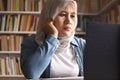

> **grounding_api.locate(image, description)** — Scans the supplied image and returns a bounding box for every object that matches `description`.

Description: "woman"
[20,0,86,79]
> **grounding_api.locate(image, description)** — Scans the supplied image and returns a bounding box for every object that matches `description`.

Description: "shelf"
[77,12,97,16]
[75,32,86,35]
[0,11,41,15]
[0,75,24,77]
[0,11,97,16]
[98,0,119,15]
[0,31,86,35]
[0,75,25,80]
[0,0,119,16]
[0,51,20,55]
[0,31,36,34]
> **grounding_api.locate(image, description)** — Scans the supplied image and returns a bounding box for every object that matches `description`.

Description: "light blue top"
[20,35,86,79]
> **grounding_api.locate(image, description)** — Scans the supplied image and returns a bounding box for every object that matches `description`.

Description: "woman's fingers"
[42,19,58,38]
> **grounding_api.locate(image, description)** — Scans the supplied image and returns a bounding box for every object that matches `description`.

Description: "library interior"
[0,0,120,80]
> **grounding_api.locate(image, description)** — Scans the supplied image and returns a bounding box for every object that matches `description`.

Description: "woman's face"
[54,2,77,37]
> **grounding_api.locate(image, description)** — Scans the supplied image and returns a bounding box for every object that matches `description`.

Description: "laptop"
[84,22,120,80]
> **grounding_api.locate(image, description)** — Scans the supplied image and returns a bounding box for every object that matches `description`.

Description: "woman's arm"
[20,35,59,79]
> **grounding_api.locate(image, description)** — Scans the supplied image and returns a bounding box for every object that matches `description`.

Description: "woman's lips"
[64,27,71,31]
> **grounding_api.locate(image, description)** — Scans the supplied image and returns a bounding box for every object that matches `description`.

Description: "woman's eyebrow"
[60,11,67,13]
[71,12,76,14]
[60,11,76,14]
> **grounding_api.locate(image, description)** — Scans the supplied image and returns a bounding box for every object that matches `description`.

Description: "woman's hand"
[42,19,58,38]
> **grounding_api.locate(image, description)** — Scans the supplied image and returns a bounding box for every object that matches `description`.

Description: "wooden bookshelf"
[97,0,119,15]
[0,51,20,54]
[97,0,120,24]
[0,0,119,79]
[77,12,97,16]
[0,31,87,35]
[0,75,26,80]
[0,0,42,79]
[0,11,41,15]
[0,31,36,34]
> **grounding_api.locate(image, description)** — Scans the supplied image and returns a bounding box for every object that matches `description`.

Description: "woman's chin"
[59,32,73,37]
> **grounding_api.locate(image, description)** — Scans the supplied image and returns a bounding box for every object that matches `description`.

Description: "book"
[1,35,8,51]
[13,14,21,31]
[7,0,11,11]
[76,15,82,32]
[8,35,15,51]
[5,15,11,31]
[0,0,5,11]
[1,15,6,31]
[1,58,6,75]
[20,15,28,31]
[26,15,32,31]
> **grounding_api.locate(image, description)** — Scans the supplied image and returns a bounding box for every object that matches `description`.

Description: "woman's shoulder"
[22,34,38,47]
[74,36,86,43]
[72,36,86,48]
[73,36,86,52]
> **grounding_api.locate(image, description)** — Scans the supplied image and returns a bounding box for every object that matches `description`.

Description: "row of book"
[77,0,119,14]
[0,14,87,32]
[0,14,39,32]
[76,0,111,13]
[76,4,120,33]
[0,0,104,13]
[76,15,91,32]
[98,0,112,10]
[0,35,23,51]
[81,4,120,25]
[0,0,43,11]
[99,4,120,24]
[0,0,113,13]
[0,56,22,75]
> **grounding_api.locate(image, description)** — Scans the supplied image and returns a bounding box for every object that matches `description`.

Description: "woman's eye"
[71,15,75,18]
[59,13,66,17]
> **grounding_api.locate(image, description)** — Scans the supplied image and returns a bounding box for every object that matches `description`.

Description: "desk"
[27,76,84,80]
[40,76,84,80]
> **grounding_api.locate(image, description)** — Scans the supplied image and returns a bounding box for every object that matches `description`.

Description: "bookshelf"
[97,0,119,15]
[0,75,26,80]
[0,0,119,80]
[0,31,36,34]
[94,0,120,24]
[0,0,41,80]
[0,11,40,15]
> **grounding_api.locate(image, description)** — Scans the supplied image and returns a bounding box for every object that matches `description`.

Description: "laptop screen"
[84,22,120,80]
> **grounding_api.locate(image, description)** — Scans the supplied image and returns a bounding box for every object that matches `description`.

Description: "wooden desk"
[40,76,84,80]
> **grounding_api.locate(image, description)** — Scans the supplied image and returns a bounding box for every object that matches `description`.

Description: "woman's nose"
[65,15,71,24]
